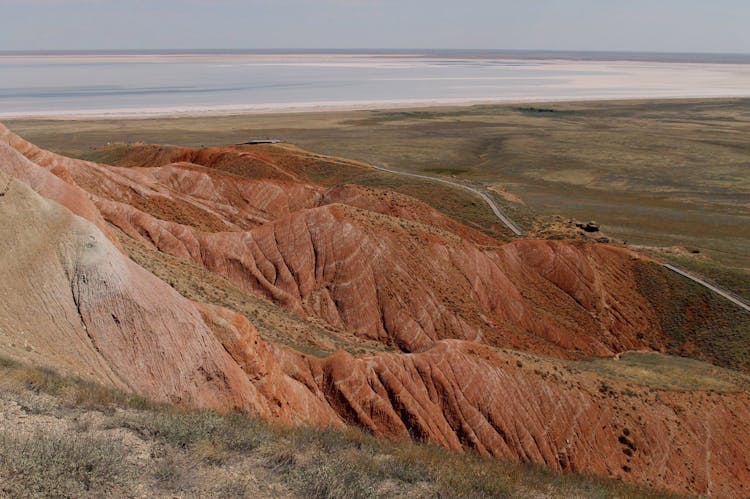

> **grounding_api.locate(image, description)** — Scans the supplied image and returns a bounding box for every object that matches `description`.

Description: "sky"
[0,0,748,53]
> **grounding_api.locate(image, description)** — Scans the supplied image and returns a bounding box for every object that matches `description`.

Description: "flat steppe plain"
[7,98,750,299]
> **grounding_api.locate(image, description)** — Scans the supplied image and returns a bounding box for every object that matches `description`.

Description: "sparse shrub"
[216,477,253,498]
[621,388,638,397]
[0,431,127,497]
[370,454,425,485]
[291,449,379,499]
[413,446,513,498]
[193,437,230,464]
[117,409,272,455]
[0,355,157,412]
[153,454,191,491]
[263,440,298,472]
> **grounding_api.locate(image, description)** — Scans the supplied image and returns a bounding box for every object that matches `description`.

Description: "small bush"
[119,409,272,454]
[0,355,157,412]
[0,431,127,497]
[153,454,192,491]
[291,450,380,499]
[216,477,253,498]
[262,439,298,472]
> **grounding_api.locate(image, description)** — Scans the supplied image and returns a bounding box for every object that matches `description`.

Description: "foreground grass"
[0,432,128,497]
[0,356,679,498]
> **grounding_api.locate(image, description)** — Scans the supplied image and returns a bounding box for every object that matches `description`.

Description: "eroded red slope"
[1,132,667,359]
[204,305,750,497]
[1,123,748,496]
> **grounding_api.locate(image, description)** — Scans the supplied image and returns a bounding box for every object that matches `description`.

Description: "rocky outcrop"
[0,138,120,247]
[0,170,257,411]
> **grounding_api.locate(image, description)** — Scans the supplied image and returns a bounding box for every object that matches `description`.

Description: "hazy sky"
[1,0,748,53]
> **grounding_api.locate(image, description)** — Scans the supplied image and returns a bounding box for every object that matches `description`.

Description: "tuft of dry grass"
[0,431,128,497]
[0,356,154,411]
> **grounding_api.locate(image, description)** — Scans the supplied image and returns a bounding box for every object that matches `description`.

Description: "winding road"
[370,163,750,313]
[371,164,526,236]
[663,264,750,313]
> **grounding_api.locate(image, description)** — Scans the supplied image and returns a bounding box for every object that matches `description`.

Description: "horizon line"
[1,48,750,55]
[2,49,749,65]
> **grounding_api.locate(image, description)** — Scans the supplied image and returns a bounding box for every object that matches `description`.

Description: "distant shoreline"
[4,53,750,120]
[2,48,750,65]
[3,95,750,121]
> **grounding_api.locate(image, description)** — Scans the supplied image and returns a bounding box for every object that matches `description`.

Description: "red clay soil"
[1,123,748,496]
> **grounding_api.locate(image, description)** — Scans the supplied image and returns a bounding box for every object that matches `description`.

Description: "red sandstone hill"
[1,123,748,497]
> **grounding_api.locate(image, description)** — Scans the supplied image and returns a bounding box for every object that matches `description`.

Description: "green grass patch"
[634,261,750,373]
[575,351,749,392]
[515,107,581,116]
[421,167,471,175]
[665,253,750,303]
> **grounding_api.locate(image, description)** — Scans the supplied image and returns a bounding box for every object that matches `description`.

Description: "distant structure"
[241,139,284,145]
